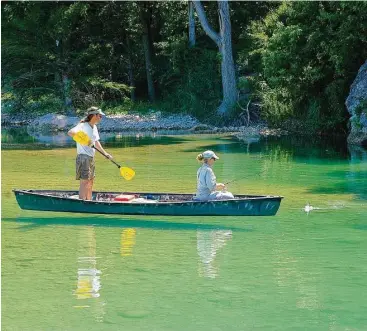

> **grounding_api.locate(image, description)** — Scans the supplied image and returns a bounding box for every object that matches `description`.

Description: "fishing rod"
[224,173,261,186]
[224,178,244,185]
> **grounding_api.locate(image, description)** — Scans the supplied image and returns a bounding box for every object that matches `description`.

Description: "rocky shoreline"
[1,111,288,139]
[2,62,366,146]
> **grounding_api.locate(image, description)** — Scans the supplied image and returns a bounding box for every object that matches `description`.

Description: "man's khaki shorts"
[76,154,95,180]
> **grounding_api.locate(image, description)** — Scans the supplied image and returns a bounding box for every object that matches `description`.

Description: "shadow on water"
[353,224,367,231]
[103,134,190,148]
[308,184,367,199]
[322,170,367,178]
[184,135,352,162]
[306,169,367,200]
[2,216,253,233]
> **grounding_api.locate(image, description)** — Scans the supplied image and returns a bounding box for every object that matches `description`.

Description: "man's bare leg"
[86,179,94,200]
[79,179,90,200]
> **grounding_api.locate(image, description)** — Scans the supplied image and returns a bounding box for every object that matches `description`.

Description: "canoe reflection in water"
[197,230,232,278]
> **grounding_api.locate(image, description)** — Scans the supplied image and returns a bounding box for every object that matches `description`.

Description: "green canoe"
[14,189,283,216]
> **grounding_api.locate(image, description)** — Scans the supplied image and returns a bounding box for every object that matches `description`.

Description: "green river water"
[1,130,367,331]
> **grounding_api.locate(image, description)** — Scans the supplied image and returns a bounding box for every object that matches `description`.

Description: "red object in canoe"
[114,194,136,202]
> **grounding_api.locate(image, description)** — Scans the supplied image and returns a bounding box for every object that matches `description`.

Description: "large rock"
[28,113,79,132]
[346,60,367,146]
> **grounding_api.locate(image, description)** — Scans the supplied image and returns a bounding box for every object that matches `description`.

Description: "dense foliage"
[2,1,366,132]
[247,1,367,132]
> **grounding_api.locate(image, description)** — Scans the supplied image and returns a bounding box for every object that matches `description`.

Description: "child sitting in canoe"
[194,150,234,201]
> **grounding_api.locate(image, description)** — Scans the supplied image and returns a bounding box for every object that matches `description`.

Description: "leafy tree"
[2,2,136,114]
[249,1,367,132]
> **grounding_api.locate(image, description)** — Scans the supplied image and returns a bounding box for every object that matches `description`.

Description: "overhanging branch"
[192,0,221,47]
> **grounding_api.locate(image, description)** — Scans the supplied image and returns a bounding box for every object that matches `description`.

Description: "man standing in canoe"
[68,106,113,200]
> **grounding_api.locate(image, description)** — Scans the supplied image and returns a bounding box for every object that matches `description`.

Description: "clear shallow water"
[2,131,367,330]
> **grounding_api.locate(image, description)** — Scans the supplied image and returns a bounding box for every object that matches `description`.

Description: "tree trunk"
[142,33,155,102]
[192,0,237,116]
[140,4,156,102]
[126,37,136,102]
[62,74,74,115]
[56,39,74,115]
[109,43,114,81]
[188,1,196,48]
[217,0,237,115]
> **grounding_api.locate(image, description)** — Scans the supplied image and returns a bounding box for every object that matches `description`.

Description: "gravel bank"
[2,112,288,138]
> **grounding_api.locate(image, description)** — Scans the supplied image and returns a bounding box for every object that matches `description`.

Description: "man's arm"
[68,124,80,138]
[67,128,76,137]
[94,140,113,159]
